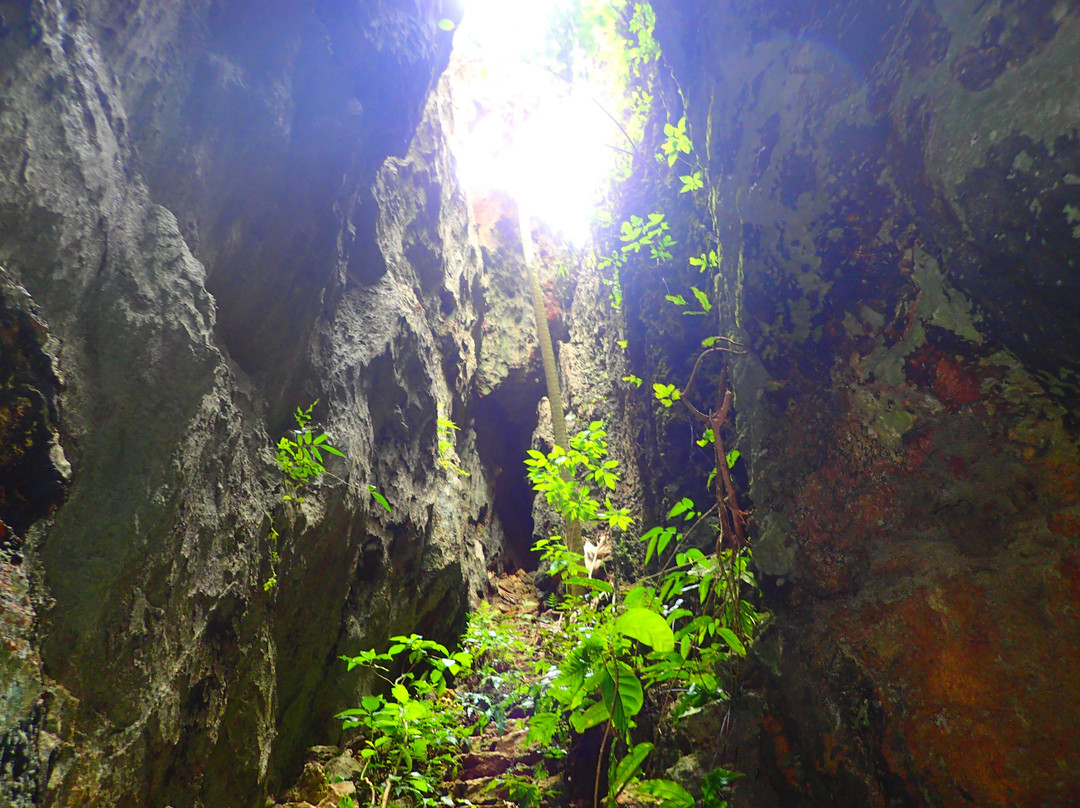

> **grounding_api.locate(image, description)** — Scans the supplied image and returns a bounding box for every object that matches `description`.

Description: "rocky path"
[270,570,573,808]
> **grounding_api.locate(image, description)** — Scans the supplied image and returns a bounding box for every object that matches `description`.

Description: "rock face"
[0,1,516,806]
[642,1,1080,805]
[3,0,1079,806]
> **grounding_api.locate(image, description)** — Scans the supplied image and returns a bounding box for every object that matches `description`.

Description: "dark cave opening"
[471,369,545,573]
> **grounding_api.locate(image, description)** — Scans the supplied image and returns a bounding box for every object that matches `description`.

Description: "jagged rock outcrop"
[0,1,520,806]
[636,1,1080,805]
[4,0,1079,806]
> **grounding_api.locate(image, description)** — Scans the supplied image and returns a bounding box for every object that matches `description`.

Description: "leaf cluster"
[524,421,633,532]
[275,401,345,503]
[652,383,682,408]
[266,401,347,590]
[337,635,474,805]
[436,415,470,478]
[660,116,692,167]
[525,502,760,808]
[521,419,760,808]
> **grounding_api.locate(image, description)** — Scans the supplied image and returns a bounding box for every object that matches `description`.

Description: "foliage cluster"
[522,424,759,808]
[268,402,393,591]
[265,401,346,591]
[333,416,759,807]
[525,420,632,534]
[337,634,474,807]
[276,401,345,504]
[437,414,471,478]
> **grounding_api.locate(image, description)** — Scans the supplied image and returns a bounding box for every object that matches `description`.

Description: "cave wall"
[0,1,513,806]
[646,0,1080,806]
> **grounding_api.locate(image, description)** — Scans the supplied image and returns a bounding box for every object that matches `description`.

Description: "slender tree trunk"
[518,199,583,558]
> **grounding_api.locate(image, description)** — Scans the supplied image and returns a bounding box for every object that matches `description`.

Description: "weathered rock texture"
[4,0,1080,805]
[0,1,525,806]
[639,0,1080,805]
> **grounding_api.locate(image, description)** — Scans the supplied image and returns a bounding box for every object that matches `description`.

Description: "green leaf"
[679,172,703,193]
[665,294,688,306]
[704,766,744,789]
[657,527,676,557]
[562,576,614,594]
[691,286,713,312]
[392,683,410,703]
[667,497,695,519]
[402,700,429,721]
[551,657,587,704]
[639,779,695,808]
[701,335,717,347]
[571,698,610,732]
[368,485,392,512]
[527,711,560,746]
[600,661,644,730]
[615,608,675,653]
[611,742,655,799]
[699,575,712,603]
[437,18,456,30]
[335,708,367,717]
[725,449,741,468]
[718,627,747,656]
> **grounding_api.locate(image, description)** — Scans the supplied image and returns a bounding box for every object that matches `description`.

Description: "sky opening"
[447,0,628,245]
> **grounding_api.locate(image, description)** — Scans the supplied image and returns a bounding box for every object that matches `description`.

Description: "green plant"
[514,323,763,806]
[276,401,345,504]
[620,212,675,264]
[264,517,280,592]
[368,484,392,512]
[488,769,551,808]
[337,635,474,805]
[652,383,681,408]
[266,402,346,590]
[689,248,721,273]
[679,171,704,193]
[660,115,692,167]
[525,421,633,534]
[437,415,470,478]
[525,523,759,808]
[519,415,762,808]
[700,766,742,808]
[627,2,660,69]
[596,211,675,312]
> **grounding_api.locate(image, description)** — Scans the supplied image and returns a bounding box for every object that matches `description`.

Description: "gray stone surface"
[645,1,1080,805]
[0,1,506,806]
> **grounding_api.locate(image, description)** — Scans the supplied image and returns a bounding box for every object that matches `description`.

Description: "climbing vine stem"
[519,196,584,559]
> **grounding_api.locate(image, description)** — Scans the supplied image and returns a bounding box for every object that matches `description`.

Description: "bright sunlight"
[448,0,629,244]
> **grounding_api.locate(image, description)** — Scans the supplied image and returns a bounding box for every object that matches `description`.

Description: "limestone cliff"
[2,0,1079,806]
[630,1,1080,805]
[0,1,512,806]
